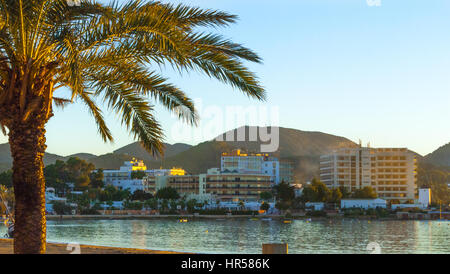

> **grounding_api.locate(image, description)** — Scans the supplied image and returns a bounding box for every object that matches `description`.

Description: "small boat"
[283,219,292,224]
[179,219,188,223]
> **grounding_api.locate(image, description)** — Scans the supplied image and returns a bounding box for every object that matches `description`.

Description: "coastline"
[46,214,282,220]
[45,214,406,221]
[0,238,189,254]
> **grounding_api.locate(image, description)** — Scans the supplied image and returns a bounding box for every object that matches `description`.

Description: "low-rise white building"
[341,198,387,209]
[221,149,281,184]
[103,159,185,193]
[305,202,324,211]
[391,204,425,210]
[418,188,431,208]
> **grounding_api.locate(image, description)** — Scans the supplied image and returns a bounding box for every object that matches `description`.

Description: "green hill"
[67,153,98,161]
[147,126,358,181]
[0,142,190,172]
[4,126,438,183]
[113,142,191,162]
[423,142,450,167]
[0,143,66,172]
[87,153,134,170]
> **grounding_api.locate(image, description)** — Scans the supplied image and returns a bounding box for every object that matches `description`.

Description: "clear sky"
[2,0,449,156]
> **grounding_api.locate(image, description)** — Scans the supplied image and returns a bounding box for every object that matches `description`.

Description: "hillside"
[87,153,135,170]
[3,126,436,183]
[0,141,191,172]
[113,142,192,162]
[147,126,358,181]
[0,143,66,172]
[423,142,450,167]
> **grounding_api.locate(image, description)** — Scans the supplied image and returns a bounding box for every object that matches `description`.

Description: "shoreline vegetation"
[44,214,437,221]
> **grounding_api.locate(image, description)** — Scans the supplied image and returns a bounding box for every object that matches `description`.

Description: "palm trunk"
[8,119,47,254]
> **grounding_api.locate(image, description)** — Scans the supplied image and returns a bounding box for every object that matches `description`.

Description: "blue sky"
[2,0,450,156]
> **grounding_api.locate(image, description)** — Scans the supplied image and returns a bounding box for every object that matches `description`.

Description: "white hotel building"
[320,147,417,203]
[220,149,280,184]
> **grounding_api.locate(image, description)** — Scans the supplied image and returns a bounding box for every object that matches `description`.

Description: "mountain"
[4,126,437,183]
[68,153,97,161]
[113,142,192,162]
[87,153,135,170]
[147,126,358,181]
[423,142,450,167]
[0,141,192,172]
[215,126,357,158]
[0,143,66,172]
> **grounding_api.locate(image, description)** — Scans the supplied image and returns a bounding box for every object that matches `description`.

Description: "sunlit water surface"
[1,219,449,253]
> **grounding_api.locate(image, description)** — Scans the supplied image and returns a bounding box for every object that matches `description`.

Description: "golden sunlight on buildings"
[320,147,417,203]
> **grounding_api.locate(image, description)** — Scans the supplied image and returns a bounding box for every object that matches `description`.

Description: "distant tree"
[51,201,72,215]
[160,199,169,211]
[0,170,13,188]
[89,169,104,189]
[124,200,143,210]
[259,191,273,201]
[71,193,91,212]
[275,201,289,212]
[179,199,187,211]
[66,157,96,181]
[329,188,343,204]
[186,199,197,213]
[156,187,180,200]
[86,188,101,201]
[131,190,153,201]
[273,181,295,203]
[170,200,178,211]
[44,160,70,195]
[338,186,351,199]
[99,185,131,201]
[106,200,114,209]
[238,200,245,210]
[144,198,158,210]
[75,175,91,190]
[300,178,331,203]
[131,171,147,179]
[352,186,377,199]
[45,157,97,192]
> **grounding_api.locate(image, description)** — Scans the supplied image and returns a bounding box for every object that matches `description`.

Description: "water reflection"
[1,219,449,253]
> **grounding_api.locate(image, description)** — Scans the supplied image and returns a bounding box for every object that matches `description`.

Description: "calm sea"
[1,219,449,253]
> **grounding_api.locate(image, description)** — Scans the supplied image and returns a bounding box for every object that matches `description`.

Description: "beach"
[0,239,186,254]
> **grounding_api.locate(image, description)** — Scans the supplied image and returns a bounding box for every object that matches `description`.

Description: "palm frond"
[0,0,265,155]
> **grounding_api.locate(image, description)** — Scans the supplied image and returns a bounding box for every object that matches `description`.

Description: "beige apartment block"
[320,147,417,203]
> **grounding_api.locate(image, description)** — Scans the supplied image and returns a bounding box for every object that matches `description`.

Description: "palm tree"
[0,0,264,253]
